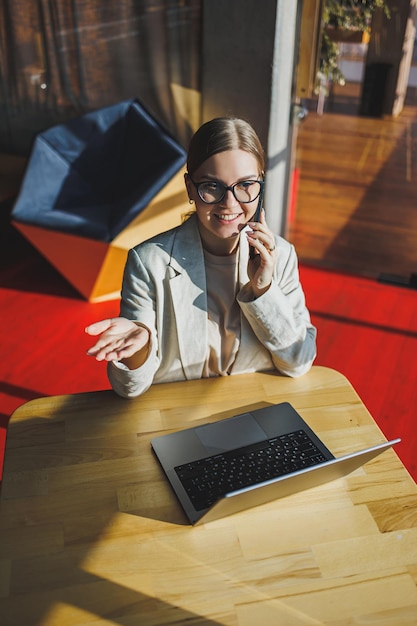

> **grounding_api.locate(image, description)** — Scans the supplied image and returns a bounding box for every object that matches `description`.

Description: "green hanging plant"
[318,0,391,86]
[323,0,390,33]
[319,33,346,87]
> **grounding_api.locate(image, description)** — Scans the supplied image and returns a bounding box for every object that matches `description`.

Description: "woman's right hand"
[85,317,150,365]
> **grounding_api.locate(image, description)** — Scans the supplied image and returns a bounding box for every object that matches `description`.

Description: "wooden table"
[1,366,417,625]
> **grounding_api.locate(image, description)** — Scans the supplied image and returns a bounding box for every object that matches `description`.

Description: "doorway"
[289,0,417,285]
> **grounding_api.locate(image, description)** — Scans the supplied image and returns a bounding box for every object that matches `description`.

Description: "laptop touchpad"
[196,413,267,454]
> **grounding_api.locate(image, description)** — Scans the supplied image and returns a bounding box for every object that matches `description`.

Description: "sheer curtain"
[0,0,201,154]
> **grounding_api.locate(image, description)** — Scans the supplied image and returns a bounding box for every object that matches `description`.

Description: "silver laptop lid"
[194,438,401,525]
[151,402,400,525]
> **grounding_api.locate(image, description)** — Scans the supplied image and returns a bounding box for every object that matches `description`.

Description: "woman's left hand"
[246,209,277,298]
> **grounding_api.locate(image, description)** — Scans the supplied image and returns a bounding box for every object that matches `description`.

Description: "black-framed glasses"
[188,176,263,204]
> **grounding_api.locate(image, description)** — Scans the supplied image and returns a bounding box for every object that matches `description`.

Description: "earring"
[188,198,194,205]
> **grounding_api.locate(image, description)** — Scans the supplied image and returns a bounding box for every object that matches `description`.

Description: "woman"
[86,117,316,398]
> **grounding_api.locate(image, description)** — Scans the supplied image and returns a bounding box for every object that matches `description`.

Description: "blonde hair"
[187,117,265,175]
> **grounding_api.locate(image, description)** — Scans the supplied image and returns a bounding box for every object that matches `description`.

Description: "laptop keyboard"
[174,429,328,511]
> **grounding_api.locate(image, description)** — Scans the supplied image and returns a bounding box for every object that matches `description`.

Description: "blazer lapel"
[168,216,208,379]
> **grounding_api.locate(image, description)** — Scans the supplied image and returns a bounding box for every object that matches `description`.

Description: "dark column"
[360,0,416,117]
[200,0,299,235]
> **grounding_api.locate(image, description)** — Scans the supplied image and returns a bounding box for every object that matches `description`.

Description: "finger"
[247,232,275,256]
[247,234,265,258]
[88,344,121,361]
[86,342,111,359]
[255,226,276,253]
[85,319,113,336]
[86,335,123,358]
[91,332,144,361]
[247,220,270,241]
[103,349,123,362]
[257,232,276,252]
[102,341,141,362]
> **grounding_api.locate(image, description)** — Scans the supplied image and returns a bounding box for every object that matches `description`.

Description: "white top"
[203,249,240,377]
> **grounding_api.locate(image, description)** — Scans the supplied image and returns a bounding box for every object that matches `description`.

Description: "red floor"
[300,265,417,481]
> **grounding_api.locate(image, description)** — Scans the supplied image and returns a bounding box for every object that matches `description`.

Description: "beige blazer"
[108,214,316,398]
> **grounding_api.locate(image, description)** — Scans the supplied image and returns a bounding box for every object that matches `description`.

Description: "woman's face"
[186,149,262,254]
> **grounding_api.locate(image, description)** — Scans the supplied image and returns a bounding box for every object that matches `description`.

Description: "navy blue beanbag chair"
[12,99,187,243]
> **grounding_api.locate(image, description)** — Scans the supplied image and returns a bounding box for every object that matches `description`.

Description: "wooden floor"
[289,95,417,284]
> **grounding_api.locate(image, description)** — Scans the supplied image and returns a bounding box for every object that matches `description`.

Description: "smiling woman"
[185,149,264,255]
[85,117,317,398]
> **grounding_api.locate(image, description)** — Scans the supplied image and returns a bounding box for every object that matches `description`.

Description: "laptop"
[151,402,400,525]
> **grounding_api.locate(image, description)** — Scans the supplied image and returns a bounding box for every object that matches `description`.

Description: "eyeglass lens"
[197,180,262,204]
